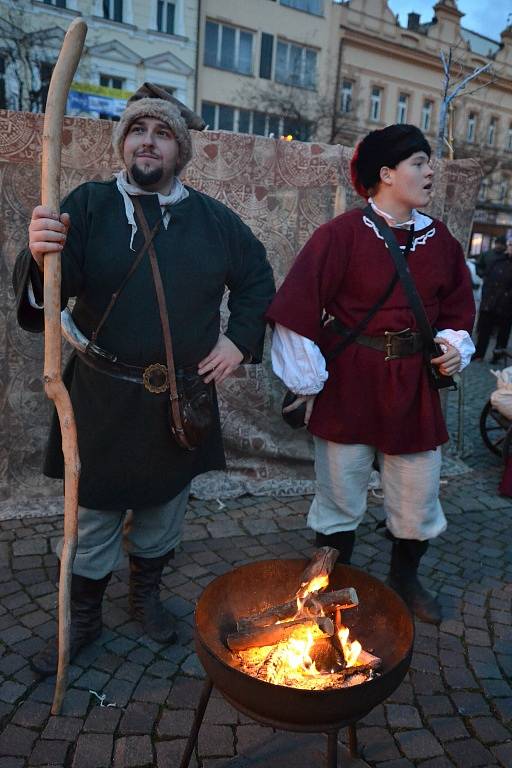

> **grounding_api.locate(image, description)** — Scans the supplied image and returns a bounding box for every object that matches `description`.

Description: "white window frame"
[487,117,497,147]
[370,86,382,122]
[507,124,512,152]
[279,0,324,16]
[396,92,408,124]
[201,102,309,140]
[205,21,253,75]
[467,112,476,143]
[421,100,433,132]
[275,39,317,89]
[156,0,176,35]
[340,80,353,114]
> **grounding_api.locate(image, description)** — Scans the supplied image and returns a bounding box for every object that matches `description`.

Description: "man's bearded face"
[123,116,179,193]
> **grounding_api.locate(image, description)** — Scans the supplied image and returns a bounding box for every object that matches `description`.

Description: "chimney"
[408,12,421,31]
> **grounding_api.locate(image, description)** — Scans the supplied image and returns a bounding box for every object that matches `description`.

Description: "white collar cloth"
[368,197,432,231]
[114,170,189,250]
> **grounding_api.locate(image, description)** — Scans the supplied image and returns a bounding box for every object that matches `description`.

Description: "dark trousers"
[474,311,512,358]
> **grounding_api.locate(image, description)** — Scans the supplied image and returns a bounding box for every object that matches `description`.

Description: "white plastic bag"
[490,366,512,420]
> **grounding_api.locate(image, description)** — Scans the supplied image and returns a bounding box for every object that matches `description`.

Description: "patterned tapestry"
[0,110,482,506]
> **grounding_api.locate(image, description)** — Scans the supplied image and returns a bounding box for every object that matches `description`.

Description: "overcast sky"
[387,0,510,40]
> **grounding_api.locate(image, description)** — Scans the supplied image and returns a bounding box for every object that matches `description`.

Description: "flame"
[267,625,322,684]
[298,574,329,600]
[337,626,362,667]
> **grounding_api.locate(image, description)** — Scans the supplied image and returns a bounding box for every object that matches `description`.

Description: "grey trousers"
[308,439,446,542]
[56,484,191,579]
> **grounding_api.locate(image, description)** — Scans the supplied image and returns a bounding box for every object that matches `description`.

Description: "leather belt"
[353,328,424,360]
[76,349,197,393]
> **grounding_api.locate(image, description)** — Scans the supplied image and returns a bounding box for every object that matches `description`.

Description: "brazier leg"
[348,723,358,757]
[326,730,339,768]
[179,676,213,768]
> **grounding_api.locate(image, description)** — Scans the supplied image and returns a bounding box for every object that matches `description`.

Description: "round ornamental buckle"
[142,363,169,393]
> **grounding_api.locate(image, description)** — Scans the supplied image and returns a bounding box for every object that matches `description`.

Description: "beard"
[130,161,163,188]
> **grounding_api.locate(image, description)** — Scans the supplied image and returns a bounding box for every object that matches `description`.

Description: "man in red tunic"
[267,125,475,624]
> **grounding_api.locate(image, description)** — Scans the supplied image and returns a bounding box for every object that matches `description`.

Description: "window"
[467,112,476,143]
[507,124,512,152]
[370,86,382,122]
[340,80,352,113]
[0,57,6,110]
[103,0,123,22]
[204,21,253,75]
[100,74,125,89]
[488,117,497,147]
[157,1,175,34]
[421,100,433,132]
[279,0,323,15]
[38,62,53,112]
[43,0,67,6]
[201,101,309,140]
[396,93,408,124]
[260,33,274,80]
[275,40,317,89]
[499,180,508,203]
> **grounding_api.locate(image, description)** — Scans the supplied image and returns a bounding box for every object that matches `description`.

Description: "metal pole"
[327,731,339,768]
[348,723,358,757]
[179,677,213,768]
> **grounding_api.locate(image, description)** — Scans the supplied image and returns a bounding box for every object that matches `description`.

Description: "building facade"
[0,0,199,117]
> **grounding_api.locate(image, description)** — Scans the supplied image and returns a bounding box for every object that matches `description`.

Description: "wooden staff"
[41,18,87,715]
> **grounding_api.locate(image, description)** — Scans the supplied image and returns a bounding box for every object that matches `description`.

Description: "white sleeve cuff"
[271,323,328,395]
[27,278,44,309]
[436,329,475,372]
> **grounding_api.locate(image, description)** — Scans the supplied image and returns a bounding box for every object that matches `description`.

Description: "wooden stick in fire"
[227,616,335,653]
[296,547,339,596]
[41,18,87,716]
[236,587,358,633]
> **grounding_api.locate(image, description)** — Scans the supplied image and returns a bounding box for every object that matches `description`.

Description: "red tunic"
[267,209,475,454]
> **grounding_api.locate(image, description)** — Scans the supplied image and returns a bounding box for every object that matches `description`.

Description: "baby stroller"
[479,365,512,458]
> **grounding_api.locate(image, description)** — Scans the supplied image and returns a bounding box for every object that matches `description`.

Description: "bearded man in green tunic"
[13,85,275,675]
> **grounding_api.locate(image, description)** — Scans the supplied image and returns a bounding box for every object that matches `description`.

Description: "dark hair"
[351,124,431,198]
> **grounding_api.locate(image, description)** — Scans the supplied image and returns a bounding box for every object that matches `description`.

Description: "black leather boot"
[31,570,111,676]
[315,530,356,565]
[129,551,177,644]
[388,538,442,625]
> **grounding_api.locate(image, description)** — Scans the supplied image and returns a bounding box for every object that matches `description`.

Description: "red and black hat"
[350,124,431,199]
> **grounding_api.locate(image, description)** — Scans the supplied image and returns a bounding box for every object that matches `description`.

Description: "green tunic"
[14,180,275,510]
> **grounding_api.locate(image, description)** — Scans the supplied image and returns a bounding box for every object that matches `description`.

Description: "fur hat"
[350,124,431,199]
[112,83,205,175]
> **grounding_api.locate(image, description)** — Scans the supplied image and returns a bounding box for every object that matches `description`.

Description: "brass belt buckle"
[142,363,169,393]
[384,328,410,361]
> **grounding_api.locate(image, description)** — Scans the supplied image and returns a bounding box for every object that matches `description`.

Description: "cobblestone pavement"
[0,360,511,768]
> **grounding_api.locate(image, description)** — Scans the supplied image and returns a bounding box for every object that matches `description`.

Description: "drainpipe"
[331,28,343,144]
[194,0,202,112]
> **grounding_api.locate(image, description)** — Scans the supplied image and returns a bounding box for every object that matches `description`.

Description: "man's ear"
[379,166,393,186]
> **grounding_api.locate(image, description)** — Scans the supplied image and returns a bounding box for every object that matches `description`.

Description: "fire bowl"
[194,559,414,731]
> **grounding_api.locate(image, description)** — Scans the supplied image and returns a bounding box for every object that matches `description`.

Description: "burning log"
[236,587,358,633]
[227,616,334,653]
[297,547,339,596]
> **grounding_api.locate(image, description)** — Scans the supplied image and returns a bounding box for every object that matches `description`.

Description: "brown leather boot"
[129,551,177,644]
[30,570,111,676]
[388,538,442,625]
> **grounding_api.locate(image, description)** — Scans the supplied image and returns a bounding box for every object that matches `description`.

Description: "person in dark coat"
[473,238,512,363]
[475,234,506,278]
[13,84,275,675]
[267,125,475,625]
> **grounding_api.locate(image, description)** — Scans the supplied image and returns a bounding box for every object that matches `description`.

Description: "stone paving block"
[358,727,401,762]
[132,674,172,704]
[167,675,204,709]
[492,742,512,767]
[71,733,113,768]
[12,539,47,556]
[59,688,92,717]
[417,695,454,716]
[102,678,136,708]
[395,730,444,760]
[28,739,70,765]
[204,696,239,725]
[493,697,512,721]
[443,667,479,688]
[428,715,469,741]
[235,725,275,755]
[113,735,153,767]
[41,715,83,741]
[0,724,37,757]
[118,702,159,735]
[116,661,145,684]
[74,667,111,692]
[155,739,198,768]
[11,701,49,728]
[469,716,511,743]
[198,724,235,758]
[451,692,491,716]
[83,706,122,733]
[445,737,495,767]
[156,708,194,738]
[0,681,27,704]
[2,626,31,646]
[384,704,422,729]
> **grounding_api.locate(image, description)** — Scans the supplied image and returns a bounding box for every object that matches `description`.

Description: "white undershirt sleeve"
[436,329,475,372]
[271,323,328,395]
